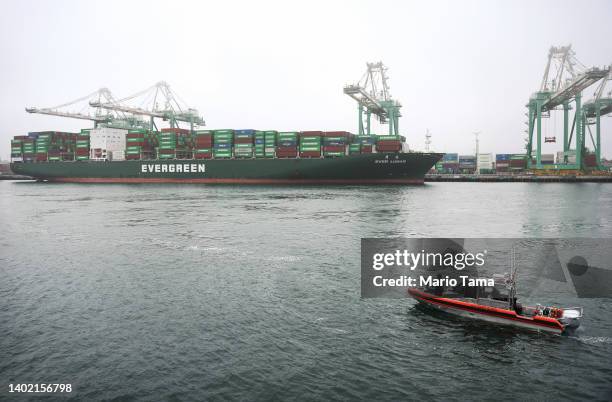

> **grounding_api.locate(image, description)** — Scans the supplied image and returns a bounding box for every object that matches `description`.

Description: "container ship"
[9,128,442,184]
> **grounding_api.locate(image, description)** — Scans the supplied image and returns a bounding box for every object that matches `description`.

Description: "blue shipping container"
[278,140,297,147]
[442,153,458,162]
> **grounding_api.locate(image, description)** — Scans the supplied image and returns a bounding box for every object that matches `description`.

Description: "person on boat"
[512,297,523,315]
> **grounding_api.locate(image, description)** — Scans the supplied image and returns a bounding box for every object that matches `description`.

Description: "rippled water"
[1,182,611,401]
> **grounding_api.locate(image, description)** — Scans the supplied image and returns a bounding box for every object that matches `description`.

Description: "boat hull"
[10,152,442,185]
[408,288,565,334]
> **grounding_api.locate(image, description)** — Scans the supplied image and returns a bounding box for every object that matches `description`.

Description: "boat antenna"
[509,246,519,307]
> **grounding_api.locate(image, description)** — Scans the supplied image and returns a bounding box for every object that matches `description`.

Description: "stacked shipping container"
[234,129,255,158]
[495,154,511,173]
[193,130,213,159]
[75,130,90,161]
[375,135,403,153]
[126,129,157,160]
[254,131,265,158]
[440,153,459,173]
[11,131,80,162]
[322,131,350,157]
[509,154,527,170]
[299,131,322,158]
[264,131,277,158]
[11,128,415,162]
[213,130,233,158]
[277,132,298,158]
[354,135,375,154]
[459,155,476,173]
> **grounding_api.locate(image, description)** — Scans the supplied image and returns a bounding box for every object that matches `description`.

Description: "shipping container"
[442,153,459,162]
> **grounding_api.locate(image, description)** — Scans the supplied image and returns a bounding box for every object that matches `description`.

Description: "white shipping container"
[556,151,576,164]
[541,153,555,162]
[477,153,493,170]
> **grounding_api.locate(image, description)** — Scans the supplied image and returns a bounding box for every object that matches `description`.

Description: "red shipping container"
[376,140,402,147]
[158,149,175,154]
[125,154,141,160]
[36,155,48,161]
[76,149,89,155]
[322,145,345,152]
[376,145,401,152]
[234,137,253,144]
[584,154,596,167]
[194,153,212,159]
[299,151,321,158]
[194,135,212,141]
[127,133,145,138]
[161,128,190,135]
[323,131,350,138]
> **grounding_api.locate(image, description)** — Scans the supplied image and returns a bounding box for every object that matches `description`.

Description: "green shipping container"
[376,135,401,141]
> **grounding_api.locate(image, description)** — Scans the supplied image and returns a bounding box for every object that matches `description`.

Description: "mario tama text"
[373,275,494,288]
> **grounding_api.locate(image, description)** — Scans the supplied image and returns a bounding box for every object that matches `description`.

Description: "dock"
[425,174,612,183]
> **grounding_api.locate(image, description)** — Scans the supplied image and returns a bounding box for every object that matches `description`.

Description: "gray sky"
[1,0,611,160]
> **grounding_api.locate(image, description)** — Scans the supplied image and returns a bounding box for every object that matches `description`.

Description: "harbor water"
[1,181,611,401]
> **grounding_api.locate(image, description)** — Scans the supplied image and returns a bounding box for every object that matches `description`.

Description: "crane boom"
[25,107,110,122]
[89,81,204,127]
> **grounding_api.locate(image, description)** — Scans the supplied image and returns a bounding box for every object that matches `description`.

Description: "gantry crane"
[90,81,204,131]
[525,45,609,170]
[583,67,612,168]
[344,62,402,136]
[26,88,148,129]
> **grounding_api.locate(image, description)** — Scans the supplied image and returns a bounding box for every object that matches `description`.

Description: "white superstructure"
[89,127,127,161]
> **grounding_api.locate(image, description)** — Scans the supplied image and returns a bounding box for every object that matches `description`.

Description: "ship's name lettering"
[374,159,406,164]
[141,164,206,173]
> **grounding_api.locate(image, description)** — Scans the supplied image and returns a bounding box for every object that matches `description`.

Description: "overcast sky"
[1,0,611,160]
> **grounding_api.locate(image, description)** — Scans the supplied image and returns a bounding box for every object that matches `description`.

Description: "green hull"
[11,152,442,184]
